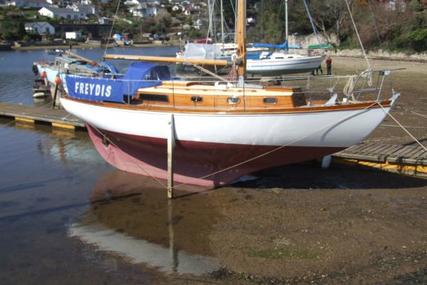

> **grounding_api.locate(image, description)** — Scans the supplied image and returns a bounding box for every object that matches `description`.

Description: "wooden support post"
[167,113,175,199]
[52,83,59,109]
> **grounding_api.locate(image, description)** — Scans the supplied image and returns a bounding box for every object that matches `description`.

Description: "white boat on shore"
[247,51,324,75]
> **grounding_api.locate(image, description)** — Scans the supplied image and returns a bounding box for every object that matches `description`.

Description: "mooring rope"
[172,101,379,189]
[90,124,168,188]
[410,111,427,120]
[378,102,427,151]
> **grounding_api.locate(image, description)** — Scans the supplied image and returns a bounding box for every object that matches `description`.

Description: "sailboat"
[246,0,324,75]
[59,0,399,188]
[178,0,324,76]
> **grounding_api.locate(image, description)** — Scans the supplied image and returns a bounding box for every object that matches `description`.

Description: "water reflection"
[69,171,221,276]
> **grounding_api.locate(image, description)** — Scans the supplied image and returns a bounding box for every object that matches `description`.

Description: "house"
[38,7,85,19]
[24,22,55,35]
[125,0,144,16]
[98,17,112,24]
[6,0,48,8]
[68,4,96,16]
[142,6,159,17]
[65,31,82,40]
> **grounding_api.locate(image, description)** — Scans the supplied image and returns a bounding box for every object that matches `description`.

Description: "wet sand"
[68,165,426,285]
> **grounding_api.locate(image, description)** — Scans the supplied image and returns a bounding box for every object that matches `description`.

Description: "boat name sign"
[74,82,112,98]
[65,75,125,103]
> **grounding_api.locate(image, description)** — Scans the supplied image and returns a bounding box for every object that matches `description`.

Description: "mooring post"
[51,83,59,109]
[167,113,175,199]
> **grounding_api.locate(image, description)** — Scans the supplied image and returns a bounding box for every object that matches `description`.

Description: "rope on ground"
[410,111,427,120]
[380,124,427,130]
[378,103,427,151]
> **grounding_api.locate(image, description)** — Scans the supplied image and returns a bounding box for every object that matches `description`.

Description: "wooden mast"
[235,0,246,80]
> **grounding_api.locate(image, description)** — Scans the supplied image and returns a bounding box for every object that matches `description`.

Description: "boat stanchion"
[167,114,175,199]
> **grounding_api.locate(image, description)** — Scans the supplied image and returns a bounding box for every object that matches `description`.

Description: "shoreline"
[10,42,179,51]
[333,49,427,63]
[8,43,427,63]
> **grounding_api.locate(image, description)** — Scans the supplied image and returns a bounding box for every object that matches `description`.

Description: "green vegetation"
[0,0,425,53]
[247,0,427,53]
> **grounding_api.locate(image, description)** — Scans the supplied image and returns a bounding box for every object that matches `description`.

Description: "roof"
[41,7,78,14]
[25,21,53,27]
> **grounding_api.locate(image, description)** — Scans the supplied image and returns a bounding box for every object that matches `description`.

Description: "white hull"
[36,64,59,85]
[60,97,391,148]
[247,55,324,75]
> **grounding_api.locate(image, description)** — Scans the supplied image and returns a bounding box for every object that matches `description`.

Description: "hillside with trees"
[0,0,425,53]
[246,0,427,52]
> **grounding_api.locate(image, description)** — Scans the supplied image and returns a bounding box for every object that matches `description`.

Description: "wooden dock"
[0,102,84,130]
[0,102,425,176]
[334,142,427,177]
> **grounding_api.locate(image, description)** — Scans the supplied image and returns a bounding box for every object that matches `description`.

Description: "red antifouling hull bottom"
[87,124,344,189]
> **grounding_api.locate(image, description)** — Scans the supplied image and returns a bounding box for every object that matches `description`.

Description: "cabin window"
[191,96,203,103]
[227,96,240,104]
[141,94,169,102]
[263,97,277,104]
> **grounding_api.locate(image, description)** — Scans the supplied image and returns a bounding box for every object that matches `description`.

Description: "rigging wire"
[104,0,122,58]
[302,0,321,45]
[344,0,371,72]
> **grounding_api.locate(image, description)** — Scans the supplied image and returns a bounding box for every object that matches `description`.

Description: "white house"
[68,4,96,16]
[39,6,85,19]
[7,0,47,8]
[142,6,158,17]
[65,31,82,40]
[24,22,55,35]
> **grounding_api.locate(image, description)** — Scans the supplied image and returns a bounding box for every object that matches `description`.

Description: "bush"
[408,28,427,52]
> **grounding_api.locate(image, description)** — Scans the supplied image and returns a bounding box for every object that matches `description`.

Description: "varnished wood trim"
[63,95,392,115]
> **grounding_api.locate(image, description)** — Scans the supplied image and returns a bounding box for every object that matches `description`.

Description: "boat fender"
[55,75,62,86]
